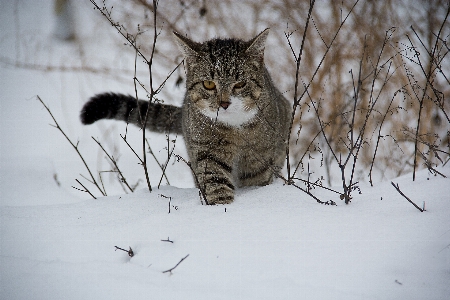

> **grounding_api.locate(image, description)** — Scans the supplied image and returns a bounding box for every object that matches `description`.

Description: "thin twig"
[73,179,97,199]
[160,194,175,213]
[146,138,171,186]
[120,134,143,162]
[286,0,360,182]
[286,0,315,182]
[291,177,341,195]
[90,0,149,63]
[369,87,407,186]
[162,254,189,274]
[174,154,208,205]
[289,182,337,206]
[114,246,134,257]
[158,136,176,188]
[161,237,174,243]
[140,0,160,193]
[37,96,105,196]
[390,182,425,212]
[92,137,134,193]
[406,11,448,181]
[411,7,450,123]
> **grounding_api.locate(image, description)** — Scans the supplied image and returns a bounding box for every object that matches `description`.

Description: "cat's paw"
[206,194,234,205]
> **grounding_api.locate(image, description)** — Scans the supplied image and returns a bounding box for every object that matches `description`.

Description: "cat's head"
[174,29,270,127]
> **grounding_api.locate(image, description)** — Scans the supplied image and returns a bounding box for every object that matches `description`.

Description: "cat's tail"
[80,93,183,134]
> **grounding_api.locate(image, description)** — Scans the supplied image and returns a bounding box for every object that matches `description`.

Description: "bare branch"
[37,96,106,196]
[390,182,425,212]
[114,246,134,257]
[73,179,97,199]
[92,137,134,193]
[174,154,208,205]
[162,254,189,274]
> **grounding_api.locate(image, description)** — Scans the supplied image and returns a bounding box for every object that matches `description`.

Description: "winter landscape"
[1,1,449,299]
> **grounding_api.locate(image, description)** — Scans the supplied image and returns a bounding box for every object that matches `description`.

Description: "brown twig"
[146,138,171,186]
[390,182,425,212]
[92,137,134,193]
[37,96,106,197]
[369,88,406,186]
[286,0,315,182]
[405,9,449,181]
[289,182,337,206]
[160,194,178,213]
[161,237,174,243]
[139,0,160,193]
[158,136,176,188]
[174,154,208,205]
[114,246,134,257]
[286,0,360,182]
[73,179,97,199]
[162,254,189,274]
[291,177,341,195]
[90,0,158,193]
[90,0,149,64]
[410,7,450,123]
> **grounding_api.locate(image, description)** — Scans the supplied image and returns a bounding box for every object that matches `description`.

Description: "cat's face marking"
[174,29,269,127]
[200,95,258,127]
[193,78,259,126]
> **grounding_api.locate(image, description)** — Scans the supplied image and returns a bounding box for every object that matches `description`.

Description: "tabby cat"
[80,28,291,204]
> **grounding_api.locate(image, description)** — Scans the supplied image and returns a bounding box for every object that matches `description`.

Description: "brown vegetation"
[12,0,449,202]
[103,0,449,188]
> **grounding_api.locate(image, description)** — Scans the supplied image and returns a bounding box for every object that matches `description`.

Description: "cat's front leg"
[193,149,236,205]
[238,146,276,187]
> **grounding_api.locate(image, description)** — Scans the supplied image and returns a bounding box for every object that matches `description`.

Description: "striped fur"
[80,29,291,205]
[80,93,182,134]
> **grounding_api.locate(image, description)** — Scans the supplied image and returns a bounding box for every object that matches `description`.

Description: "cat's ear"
[173,32,199,57]
[245,28,270,57]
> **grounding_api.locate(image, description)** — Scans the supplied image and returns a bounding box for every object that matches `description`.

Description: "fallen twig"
[390,182,425,212]
[162,254,189,274]
[161,237,174,243]
[114,246,134,257]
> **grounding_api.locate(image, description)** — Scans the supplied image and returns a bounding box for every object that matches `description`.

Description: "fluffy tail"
[80,93,183,134]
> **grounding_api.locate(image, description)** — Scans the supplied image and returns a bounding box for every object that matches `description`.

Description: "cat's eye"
[203,80,216,90]
[234,81,246,89]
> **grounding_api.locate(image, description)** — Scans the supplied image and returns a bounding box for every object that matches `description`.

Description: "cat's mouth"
[220,101,231,110]
[199,96,257,127]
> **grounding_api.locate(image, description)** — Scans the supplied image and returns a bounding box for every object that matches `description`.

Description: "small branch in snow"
[160,194,177,213]
[162,254,189,274]
[438,243,450,253]
[37,95,106,197]
[92,137,134,193]
[390,182,425,212]
[73,179,97,199]
[161,237,174,243]
[174,154,208,205]
[115,246,134,257]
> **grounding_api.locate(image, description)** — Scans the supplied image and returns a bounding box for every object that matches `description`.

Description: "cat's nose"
[219,91,231,109]
[220,101,230,110]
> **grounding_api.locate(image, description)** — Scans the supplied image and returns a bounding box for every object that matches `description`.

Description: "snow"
[2,172,450,299]
[1,1,449,299]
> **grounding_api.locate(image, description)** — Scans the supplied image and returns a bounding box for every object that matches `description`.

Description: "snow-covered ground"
[1,1,449,299]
